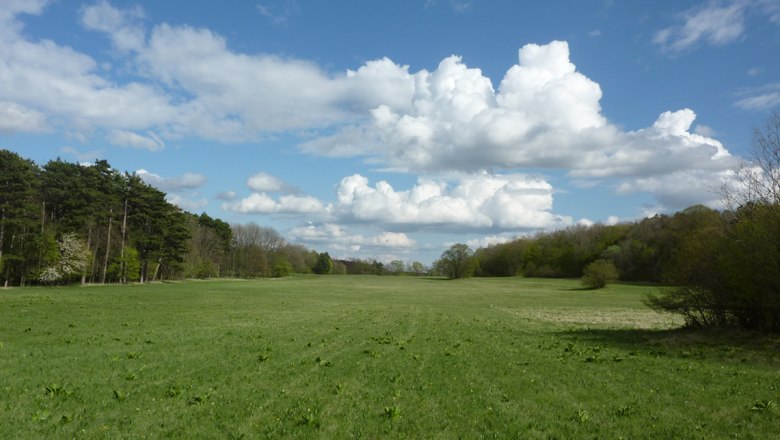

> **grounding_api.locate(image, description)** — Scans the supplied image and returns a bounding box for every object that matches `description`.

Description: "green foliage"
[107,246,141,283]
[581,259,619,289]
[0,150,203,285]
[273,260,293,278]
[647,203,780,331]
[312,252,333,274]
[471,213,718,283]
[389,260,405,275]
[0,150,43,286]
[383,405,401,420]
[436,243,476,279]
[224,223,314,278]
[194,261,217,279]
[330,260,347,275]
[338,258,388,275]
[751,400,775,412]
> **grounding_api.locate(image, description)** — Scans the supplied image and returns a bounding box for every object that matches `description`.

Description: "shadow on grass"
[560,281,665,292]
[555,326,780,357]
[559,286,597,292]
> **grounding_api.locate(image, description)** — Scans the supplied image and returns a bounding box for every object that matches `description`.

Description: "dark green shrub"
[581,259,619,289]
[273,261,293,278]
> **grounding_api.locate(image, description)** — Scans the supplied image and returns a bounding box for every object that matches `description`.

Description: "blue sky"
[1,0,779,264]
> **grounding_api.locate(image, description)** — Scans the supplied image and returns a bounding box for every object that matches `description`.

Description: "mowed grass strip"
[0,276,778,439]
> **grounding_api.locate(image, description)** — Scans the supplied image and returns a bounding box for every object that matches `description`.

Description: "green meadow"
[1,276,778,439]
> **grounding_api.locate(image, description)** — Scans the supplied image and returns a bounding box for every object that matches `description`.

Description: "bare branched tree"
[723,111,780,209]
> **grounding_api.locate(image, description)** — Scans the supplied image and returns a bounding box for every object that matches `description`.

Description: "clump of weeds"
[751,400,775,412]
[383,406,401,420]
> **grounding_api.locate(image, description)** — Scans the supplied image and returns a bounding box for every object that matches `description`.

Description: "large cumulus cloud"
[223,171,572,233]
[302,41,737,210]
[332,173,570,231]
[0,2,740,214]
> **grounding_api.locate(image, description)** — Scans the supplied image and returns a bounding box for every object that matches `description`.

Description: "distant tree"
[313,252,333,274]
[279,244,313,274]
[108,246,140,282]
[58,233,90,279]
[273,260,293,278]
[331,260,347,275]
[410,261,425,276]
[581,259,619,289]
[228,223,290,277]
[38,233,89,285]
[437,243,475,279]
[389,260,405,275]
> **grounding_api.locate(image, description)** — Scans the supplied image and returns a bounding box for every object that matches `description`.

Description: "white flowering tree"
[38,233,90,285]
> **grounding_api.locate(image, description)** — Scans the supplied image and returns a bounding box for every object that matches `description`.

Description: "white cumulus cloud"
[465,234,517,249]
[303,41,608,171]
[223,193,324,214]
[287,223,415,252]
[246,172,292,193]
[332,173,571,231]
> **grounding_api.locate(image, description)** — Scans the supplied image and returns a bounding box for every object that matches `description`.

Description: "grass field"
[1,276,778,439]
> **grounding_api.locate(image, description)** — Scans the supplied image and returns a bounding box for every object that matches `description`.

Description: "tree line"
[435,202,777,331]
[434,205,725,282]
[0,149,430,286]
[435,113,780,332]
[1,151,186,286]
[0,150,333,286]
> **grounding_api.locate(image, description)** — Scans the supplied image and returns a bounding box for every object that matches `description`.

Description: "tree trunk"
[0,206,5,263]
[119,197,127,284]
[101,210,113,284]
[89,241,99,284]
[37,200,45,270]
[140,259,147,284]
[152,257,161,282]
[82,228,91,286]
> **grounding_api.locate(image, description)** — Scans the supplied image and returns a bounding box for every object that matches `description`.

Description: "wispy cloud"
[735,83,780,111]
[654,1,746,53]
[450,0,472,13]
[256,0,299,27]
[424,0,472,13]
[137,169,208,192]
[60,146,102,162]
[108,130,164,151]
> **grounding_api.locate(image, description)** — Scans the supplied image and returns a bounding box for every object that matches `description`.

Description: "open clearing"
[1,276,778,439]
